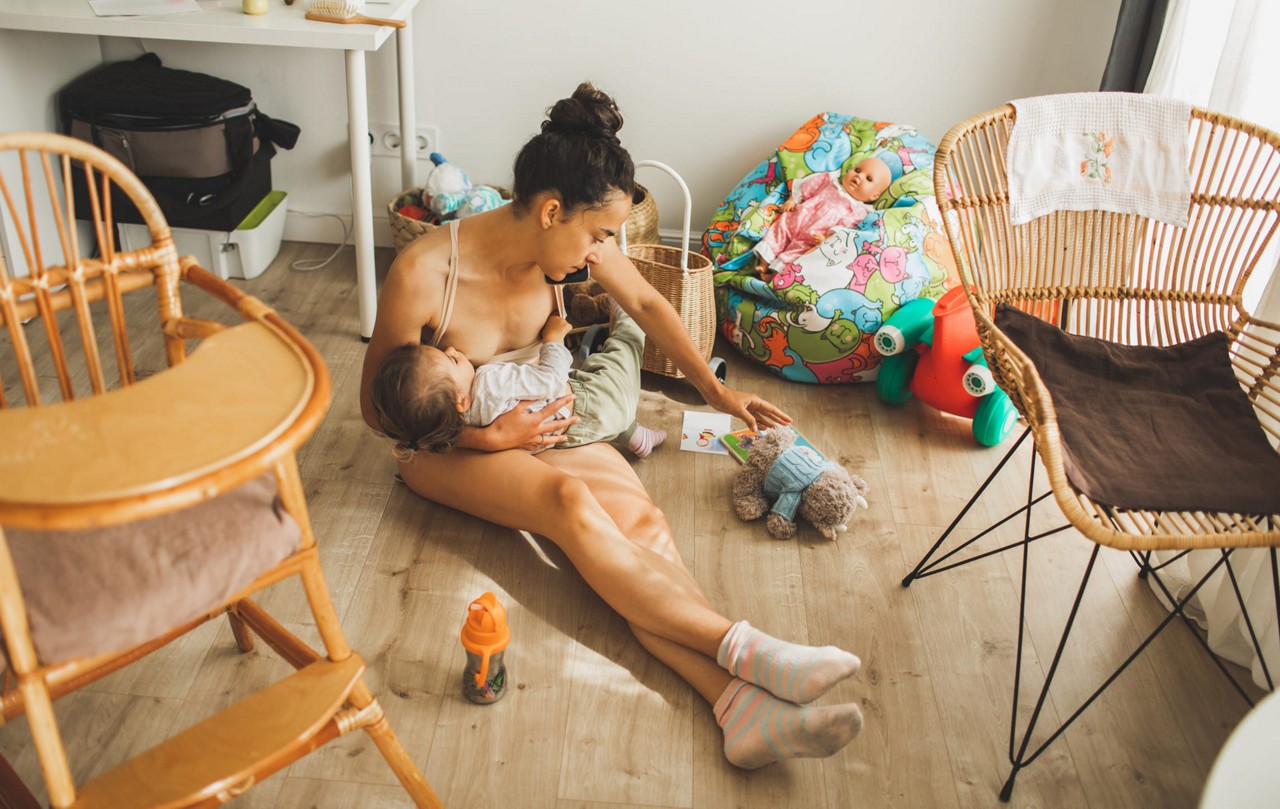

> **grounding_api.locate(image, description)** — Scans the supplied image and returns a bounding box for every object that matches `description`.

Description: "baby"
[371,309,666,460]
[755,156,892,274]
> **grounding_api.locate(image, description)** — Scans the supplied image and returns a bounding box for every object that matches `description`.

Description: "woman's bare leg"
[397,444,731,657]
[539,445,864,769]
[399,443,864,768]
[536,445,736,704]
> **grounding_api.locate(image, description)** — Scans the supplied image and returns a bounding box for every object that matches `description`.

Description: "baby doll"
[370,310,666,460]
[755,156,892,275]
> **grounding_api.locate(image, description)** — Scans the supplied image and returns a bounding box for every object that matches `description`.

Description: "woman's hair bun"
[543,82,623,144]
[513,82,634,213]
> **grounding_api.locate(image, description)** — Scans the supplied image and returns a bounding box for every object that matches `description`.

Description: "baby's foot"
[626,425,667,459]
[715,679,863,769]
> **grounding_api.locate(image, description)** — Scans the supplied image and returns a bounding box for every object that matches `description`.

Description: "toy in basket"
[387,154,511,253]
[621,160,725,381]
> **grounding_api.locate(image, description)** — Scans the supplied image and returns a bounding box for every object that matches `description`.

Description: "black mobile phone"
[545,266,591,285]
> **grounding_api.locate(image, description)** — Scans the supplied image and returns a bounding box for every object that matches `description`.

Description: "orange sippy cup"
[460,592,510,704]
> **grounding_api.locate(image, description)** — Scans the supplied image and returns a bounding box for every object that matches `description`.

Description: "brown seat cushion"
[5,475,300,666]
[995,304,1280,515]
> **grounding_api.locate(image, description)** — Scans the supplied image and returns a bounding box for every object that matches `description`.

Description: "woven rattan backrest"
[934,106,1280,339]
[0,132,185,409]
[934,105,1280,440]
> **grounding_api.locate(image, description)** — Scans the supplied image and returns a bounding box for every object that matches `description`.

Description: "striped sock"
[717,620,860,704]
[625,425,667,458]
[714,679,863,770]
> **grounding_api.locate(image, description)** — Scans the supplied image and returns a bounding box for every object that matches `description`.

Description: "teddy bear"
[565,279,612,325]
[731,427,869,540]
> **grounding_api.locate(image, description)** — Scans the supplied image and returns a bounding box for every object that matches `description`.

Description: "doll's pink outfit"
[755,170,871,269]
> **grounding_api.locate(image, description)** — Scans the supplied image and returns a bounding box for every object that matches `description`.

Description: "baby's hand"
[810,230,828,245]
[781,199,798,213]
[541,314,572,343]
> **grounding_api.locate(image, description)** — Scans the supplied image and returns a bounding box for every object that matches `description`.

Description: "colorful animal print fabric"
[704,113,957,383]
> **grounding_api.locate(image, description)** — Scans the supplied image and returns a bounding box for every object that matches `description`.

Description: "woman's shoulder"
[385,225,456,294]
[395,225,453,270]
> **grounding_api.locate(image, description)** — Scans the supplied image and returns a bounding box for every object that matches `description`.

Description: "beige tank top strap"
[429,220,462,348]
[553,283,566,318]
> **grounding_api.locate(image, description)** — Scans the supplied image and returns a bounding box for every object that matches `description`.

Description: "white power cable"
[289,211,352,272]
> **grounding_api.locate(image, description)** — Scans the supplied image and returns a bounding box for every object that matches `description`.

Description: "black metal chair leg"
[1143,554,1258,704]
[903,427,1032,587]
[1000,545,1239,801]
[1135,550,1153,579]
[1272,546,1280,688]
[1216,548,1273,691]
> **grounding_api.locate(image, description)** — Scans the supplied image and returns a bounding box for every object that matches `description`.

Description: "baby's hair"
[370,344,464,459]
[512,82,640,215]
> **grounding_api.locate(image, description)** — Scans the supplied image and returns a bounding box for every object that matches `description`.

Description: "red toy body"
[910,287,983,419]
[874,286,1017,447]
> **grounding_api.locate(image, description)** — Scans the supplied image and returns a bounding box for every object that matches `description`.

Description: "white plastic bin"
[118,190,288,281]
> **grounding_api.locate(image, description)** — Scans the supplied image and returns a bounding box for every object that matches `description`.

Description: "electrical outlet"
[368,123,440,159]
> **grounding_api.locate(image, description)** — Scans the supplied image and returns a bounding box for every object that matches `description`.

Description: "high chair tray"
[0,322,315,514]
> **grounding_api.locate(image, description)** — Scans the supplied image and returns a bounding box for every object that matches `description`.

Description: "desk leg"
[345,49,377,341]
[396,19,417,191]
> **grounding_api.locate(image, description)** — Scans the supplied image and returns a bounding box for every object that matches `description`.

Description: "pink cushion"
[5,475,300,666]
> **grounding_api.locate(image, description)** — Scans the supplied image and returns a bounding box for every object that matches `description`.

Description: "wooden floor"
[0,242,1265,808]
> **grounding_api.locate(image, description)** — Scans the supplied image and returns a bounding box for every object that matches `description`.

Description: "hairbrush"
[304,0,406,28]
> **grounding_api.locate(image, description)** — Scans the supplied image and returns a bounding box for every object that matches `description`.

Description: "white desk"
[0,0,420,339]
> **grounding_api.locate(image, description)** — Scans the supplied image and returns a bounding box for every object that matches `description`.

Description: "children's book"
[679,410,732,455]
[721,427,823,465]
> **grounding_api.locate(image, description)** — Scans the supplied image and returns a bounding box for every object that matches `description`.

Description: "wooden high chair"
[0,132,441,808]
[902,105,1280,801]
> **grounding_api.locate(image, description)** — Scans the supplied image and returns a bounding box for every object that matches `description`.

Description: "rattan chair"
[901,104,1280,800]
[0,132,441,808]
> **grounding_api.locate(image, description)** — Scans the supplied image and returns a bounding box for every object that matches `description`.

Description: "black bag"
[59,53,300,231]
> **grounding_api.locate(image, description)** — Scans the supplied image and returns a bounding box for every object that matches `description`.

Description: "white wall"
[0,28,104,275]
[1,0,1121,248]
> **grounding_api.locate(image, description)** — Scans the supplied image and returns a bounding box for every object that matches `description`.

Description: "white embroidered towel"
[1007,92,1192,226]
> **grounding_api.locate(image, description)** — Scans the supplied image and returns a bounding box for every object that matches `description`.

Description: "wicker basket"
[624,161,715,379]
[387,185,511,253]
[620,183,660,247]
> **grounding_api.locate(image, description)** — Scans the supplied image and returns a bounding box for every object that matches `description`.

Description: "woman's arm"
[591,240,791,431]
[456,394,579,452]
[360,248,441,432]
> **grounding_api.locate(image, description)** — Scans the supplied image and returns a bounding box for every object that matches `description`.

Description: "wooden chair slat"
[68,656,365,809]
[0,131,439,808]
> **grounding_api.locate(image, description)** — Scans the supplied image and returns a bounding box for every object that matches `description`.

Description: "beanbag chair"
[704,113,958,383]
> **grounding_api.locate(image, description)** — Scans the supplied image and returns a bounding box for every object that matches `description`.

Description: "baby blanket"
[1007,92,1192,226]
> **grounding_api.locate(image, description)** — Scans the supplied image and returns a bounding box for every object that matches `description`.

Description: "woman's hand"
[486,393,580,451]
[705,385,792,432]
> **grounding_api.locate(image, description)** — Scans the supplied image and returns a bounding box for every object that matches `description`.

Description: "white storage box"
[118,190,287,281]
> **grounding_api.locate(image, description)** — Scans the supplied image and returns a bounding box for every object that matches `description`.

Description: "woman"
[360,83,864,769]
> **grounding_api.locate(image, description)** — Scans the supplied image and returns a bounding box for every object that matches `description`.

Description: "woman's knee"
[546,474,603,524]
[546,471,584,501]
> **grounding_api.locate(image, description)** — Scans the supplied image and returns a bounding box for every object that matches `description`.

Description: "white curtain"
[1143,0,1280,691]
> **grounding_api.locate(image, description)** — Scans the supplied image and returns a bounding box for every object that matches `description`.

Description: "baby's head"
[841,157,891,203]
[371,343,475,458]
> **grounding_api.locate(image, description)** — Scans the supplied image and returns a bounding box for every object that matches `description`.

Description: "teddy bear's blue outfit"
[763,445,835,521]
